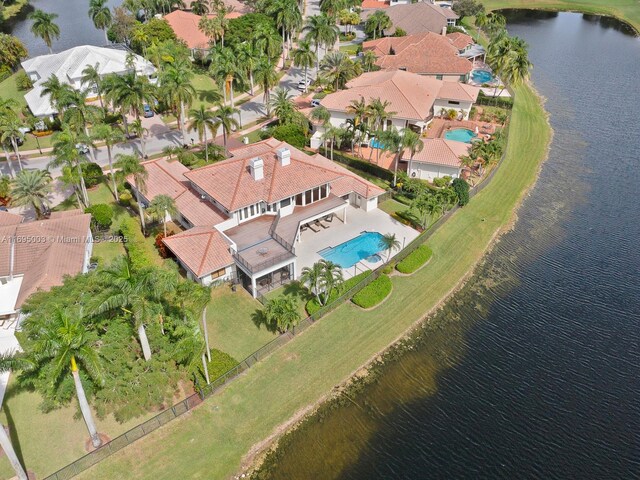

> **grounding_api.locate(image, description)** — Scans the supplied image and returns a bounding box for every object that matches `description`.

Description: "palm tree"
[40,74,75,115]
[81,63,105,109]
[365,10,391,40]
[401,128,424,183]
[63,88,103,162]
[254,24,282,61]
[320,51,360,91]
[379,233,401,261]
[269,87,296,124]
[346,97,368,128]
[88,0,112,44]
[319,259,343,304]
[10,169,52,218]
[0,420,27,480]
[129,118,149,159]
[304,14,340,74]
[208,47,243,108]
[92,123,125,198]
[367,97,396,132]
[51,126,91,207]
[213,103,240,147]
[310,105,330,126]
[191,0,209,15]
[188,105,218,163]
[102,72,156,136]
[267,0,302,65]
[160,59,196,145]
[263,295,300,333]
[29,9,60,53]
[147,194,177,236]
[254,58,279,116]
[235,43,260,96]
[300,261,324,305]
[114,153,148,233]
[360,49,377,72]
[96,257,177,360]
[0,116,25,172]
[292,40,315,93]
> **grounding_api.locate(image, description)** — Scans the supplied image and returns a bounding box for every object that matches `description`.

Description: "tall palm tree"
[320,51,360,91]
[190,0,209,15]
[269,87,295,124]
[365,10,391,40]
[401,127,424,183]
[81,63,105,109]
[0,116,25,172]
[0,419,27,480]
[160,59,196,145]
[235,43,260,96]
[367,97,396,131]
[51,126,91,207]
[188,105,218,163]
[88,0,112,44]
[92,123,125,198]
[115,153,148,233]
[208,47,243,108]
[310,105,330,126]
[360,49,377,72]
[212,103,240,147]
[304,14,340,74]
[319,259,343,304]
[267,0,302,65]
[63,88,104,162]
[29,9,60,54]
[253,23,282,61]
[292,40,315,93]
[300,261,324,305]
[254,58,279,116]
[147,194,177,236]
[199,15,224,48]
[102,72,156,136]
[130,118,150,159]
[10,169,52,218]
[96,257,177,361]
[379,232,401,261]
[263,295,300,333]
[40,74,75,115]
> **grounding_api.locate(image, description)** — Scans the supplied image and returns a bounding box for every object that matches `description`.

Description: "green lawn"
[339,44,360,55]
[378,198,408,217]
[206,286,277,360]
[72,77,551,480]
[192,74,223,110]
[263,282,311,320]
[0,71,27,108]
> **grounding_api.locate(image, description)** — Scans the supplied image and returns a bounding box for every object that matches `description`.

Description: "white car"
[311,99,321,107]
[75,143,90,155]
[297,79,311,91]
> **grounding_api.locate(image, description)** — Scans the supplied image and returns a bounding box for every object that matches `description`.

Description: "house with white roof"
[128,138,404,296]
[21,45,157,118]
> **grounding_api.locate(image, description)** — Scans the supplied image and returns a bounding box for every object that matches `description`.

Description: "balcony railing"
[233,250,295,276]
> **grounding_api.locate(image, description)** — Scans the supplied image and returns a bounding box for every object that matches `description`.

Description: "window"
[460,75,466,82]
[399,67,407,71]
[448,101,460,105]
[211,268,227,279]
[321,184,328,199]
[250,204,255,216]
[312,187,320,202]
[280,197,291,208]
[436,75,443,80]
[296,193,304,206]
[305,190,312,204]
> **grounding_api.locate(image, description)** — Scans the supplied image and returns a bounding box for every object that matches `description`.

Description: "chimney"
[442,25,447,36]
[249,157,264,181]
[276,147,291,166]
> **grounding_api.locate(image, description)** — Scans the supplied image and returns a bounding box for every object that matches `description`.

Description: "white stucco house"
[21,45,157,118]
[404,138,470,181]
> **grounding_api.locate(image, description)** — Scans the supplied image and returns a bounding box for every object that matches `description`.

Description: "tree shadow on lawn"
[250,281,312,333]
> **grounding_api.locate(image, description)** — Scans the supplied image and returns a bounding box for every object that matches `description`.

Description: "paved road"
[0,0,326,179]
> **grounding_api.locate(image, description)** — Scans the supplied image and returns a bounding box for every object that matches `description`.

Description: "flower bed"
[351,274,392,309]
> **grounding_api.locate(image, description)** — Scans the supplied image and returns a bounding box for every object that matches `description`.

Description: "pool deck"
[294,205,419,279]
[426,118,497,141]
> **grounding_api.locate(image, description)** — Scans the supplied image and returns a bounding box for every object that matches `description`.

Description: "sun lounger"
[316,220,329,229]
[324,214,334,223]
[308,223,320,233]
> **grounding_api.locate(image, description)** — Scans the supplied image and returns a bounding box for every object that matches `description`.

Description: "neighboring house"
[447,32,487,63]
[363,31,477,81]
[0,209,93,323]
[129,139,385,295]
[21,45,157,118]
[362,2,458,36]
[317,69,480,137]
[163,8,244,54]
[404,138,470,181]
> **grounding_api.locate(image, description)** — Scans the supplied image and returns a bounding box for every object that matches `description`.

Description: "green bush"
[264,123,307,149]
[396,244,433,274]
[85,203,114,230]
[306,271,372,315]
[119,216,153,269]
[352,274,392,309]
[433,176,452,188]
[332,151,394,183]
[83,162,104,188]
[452,178,470,206]
[194,348,239,387]
[14,71,32,90]
[0,65,11,83]
[477,90,514,109]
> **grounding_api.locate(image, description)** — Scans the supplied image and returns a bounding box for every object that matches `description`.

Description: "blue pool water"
[319,232,386,268]
[370,139,384,149]
[471,69,495,84]
[444,128,477,143]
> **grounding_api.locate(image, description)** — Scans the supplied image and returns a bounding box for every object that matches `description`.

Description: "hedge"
[194,348,239,387]
[85,203,113,230]
[119,216,153,269]
[396,244,433,274]
[477,90,514,109]
[83,162,104,188]
[352,274,392,309]
[306,271,372,315]
[332,151,394,183]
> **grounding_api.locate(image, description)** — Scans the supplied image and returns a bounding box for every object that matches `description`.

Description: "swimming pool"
[370,139,385,149]
[319,232,386,268]
[444,128,477,143]
[471,69,495,84]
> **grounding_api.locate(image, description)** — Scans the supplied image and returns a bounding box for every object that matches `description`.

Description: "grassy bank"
[68,80,550,480]
[484,0,640,33]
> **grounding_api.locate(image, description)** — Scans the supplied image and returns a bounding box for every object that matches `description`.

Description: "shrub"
[381,264,394,275]
[265,123,307,149]
[85,203,114,230]
[393,27,407,37]
[452,178,470,206]
[83,162,104,188]
[352,274,392,309]
[119,191,133,204]
[477,90,514,109]
[332,151,394,183]
[155,232,174,258]
[194,348,239,387]
[433,176,452,188]
[306,271,372,315]
[396,244,432,274]
[15,71,33,90]
[0,65,11,83]
[119,216,153,269]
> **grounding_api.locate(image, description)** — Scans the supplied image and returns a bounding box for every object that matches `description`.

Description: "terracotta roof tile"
[162,226,233,277]
[0,211,23,226]
[447,32,474,50]
[362,2,458,36]
[405,138,470,167]
[164,8,245,49]
[361,0,388,8]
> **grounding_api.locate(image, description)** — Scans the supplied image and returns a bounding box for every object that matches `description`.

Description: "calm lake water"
[1,0,120,57]
[256,11,640,480]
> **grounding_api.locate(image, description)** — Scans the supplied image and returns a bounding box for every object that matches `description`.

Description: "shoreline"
[245,83,554,476]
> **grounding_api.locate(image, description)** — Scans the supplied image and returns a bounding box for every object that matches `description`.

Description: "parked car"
[297,79,311,91]
[311,99,321,107]
[75,143,89,155]
[143,104,154,118]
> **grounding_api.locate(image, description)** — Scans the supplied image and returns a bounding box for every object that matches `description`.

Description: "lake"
[1,0,120,57]
[254,11,640,480]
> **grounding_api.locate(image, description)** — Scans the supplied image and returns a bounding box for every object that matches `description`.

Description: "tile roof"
[321,70,479,120]
[162,226,233,277]
[0,211,23,226]
[164,7,245,49]
[185,138,385,212]
[361,0,389,8]
[132,158,227,227]
[447,32,474,50]
[0,210,91,307]
[405,138,470,167]
[364,32,473,75]
[362,2,458,36]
